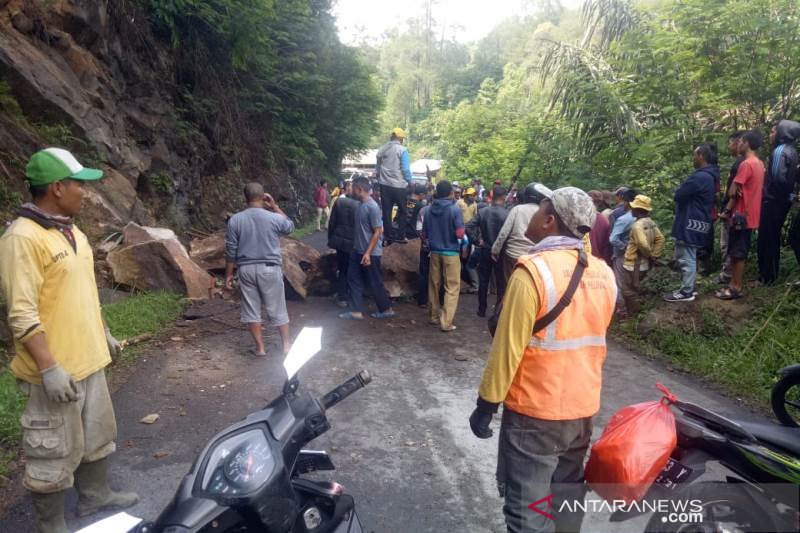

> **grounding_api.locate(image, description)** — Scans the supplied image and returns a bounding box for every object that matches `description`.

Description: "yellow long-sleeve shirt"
[457,199,477,224]
[0,217,110,383]
[623,217,664,271]
[479,267,540,403]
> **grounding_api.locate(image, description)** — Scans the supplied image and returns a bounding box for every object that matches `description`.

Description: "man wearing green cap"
[0,148,138,533]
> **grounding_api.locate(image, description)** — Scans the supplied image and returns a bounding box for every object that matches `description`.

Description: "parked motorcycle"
[771,364,800,428]
[611,391,800,532]
[88,328,371,533]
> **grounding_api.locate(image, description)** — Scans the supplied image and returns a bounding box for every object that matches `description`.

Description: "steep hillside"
[0,0,379,237]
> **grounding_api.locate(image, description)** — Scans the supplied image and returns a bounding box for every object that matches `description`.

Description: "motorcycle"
[83,327,371,533]
[611,388,800,532]
[771,364,800,428]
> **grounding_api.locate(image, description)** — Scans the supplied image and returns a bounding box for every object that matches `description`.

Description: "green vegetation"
[0,291,185,477]
[364,0,800,405]
[149,171,174,194]
[0,371,25,477]
[103,291,185,340]
[365,0,799,204]
[616,255,800,405]
[142,0,382,174]
[290,220,319,240]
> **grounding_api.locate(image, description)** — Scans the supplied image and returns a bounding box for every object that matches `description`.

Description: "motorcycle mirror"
[283,327,322,380]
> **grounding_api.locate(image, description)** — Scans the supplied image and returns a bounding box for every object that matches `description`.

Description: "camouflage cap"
[549,186,597,237]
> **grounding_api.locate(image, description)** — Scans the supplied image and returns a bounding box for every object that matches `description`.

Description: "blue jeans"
[674,241,698,294]
[347,252,392,313]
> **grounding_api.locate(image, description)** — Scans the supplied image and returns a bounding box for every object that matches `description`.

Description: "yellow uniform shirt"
[479,267,540,403]
[457,199,477,224]
[623,217,664,271]
[0,217,110,383]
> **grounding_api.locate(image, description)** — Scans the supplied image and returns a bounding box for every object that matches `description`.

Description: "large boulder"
[380,239,422,298]
[280,237,327,299]
[188,231,331,299]
[189,232,226,271]
[79,167,151,239]
[107,223,214,299]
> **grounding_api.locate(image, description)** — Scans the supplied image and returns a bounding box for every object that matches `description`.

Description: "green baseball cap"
[25,148,103,186]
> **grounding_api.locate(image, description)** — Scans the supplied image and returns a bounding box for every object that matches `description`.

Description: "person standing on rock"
[0,148,137,533]
[422,180,466,332]
[328,180,359,308]
[313,179,330,232]
[376,127,413,245]
[225,182,294,356]
[470,187,616,533]
[339,176,395,320]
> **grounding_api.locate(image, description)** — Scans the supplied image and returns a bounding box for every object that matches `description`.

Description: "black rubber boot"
[31,491,69,533]
[75,458,139,517]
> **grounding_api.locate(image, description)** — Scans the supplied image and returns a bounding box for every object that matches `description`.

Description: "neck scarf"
[17,203,77,251]
[531,235,583,254]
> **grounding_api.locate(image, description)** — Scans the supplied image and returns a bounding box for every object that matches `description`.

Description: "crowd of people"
[317,121,800,329]
[2,118,797,532]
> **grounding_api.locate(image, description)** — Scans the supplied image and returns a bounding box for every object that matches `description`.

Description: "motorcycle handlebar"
[320,370,371,410]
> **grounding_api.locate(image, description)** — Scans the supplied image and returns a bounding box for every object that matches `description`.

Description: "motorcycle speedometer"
[200,428,276,497]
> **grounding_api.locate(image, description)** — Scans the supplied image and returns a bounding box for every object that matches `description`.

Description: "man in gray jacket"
[225,182,295,356]
[376,127,413,245]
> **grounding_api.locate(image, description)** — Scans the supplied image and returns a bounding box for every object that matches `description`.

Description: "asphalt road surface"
[0,282,751,532]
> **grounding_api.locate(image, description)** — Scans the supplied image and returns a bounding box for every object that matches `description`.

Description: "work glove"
[106,328,122,358]
[41,364,78,403]
[469,396,499,439]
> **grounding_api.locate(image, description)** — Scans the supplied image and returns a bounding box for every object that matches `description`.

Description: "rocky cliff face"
[0,0,318,239]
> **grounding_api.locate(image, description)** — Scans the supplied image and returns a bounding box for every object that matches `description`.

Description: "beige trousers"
[18,369,117,493]
[428,253,461,329]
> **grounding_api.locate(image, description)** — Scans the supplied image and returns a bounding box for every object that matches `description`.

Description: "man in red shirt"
[313,180,330,231]
[717,130,765,299]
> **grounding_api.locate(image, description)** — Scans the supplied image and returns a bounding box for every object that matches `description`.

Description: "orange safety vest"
[504,249,617,420]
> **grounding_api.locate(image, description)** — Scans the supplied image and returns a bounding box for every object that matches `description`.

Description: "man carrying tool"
[470,187,616,533]
[225,182,295,356]
[0,148,138,533]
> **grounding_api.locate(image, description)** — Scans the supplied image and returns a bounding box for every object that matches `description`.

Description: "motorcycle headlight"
[200,428,276,497]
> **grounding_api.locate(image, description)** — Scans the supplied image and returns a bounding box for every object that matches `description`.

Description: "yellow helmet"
[465,187,477,196]
[391,127,406,139]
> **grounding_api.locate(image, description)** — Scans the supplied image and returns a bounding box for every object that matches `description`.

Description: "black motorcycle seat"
[737,420,800,455]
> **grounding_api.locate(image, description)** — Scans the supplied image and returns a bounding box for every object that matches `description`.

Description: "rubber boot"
[31,491,69,533]
[74,458,139,517]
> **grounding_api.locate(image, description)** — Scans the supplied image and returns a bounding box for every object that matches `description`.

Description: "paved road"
[0,286,753,532]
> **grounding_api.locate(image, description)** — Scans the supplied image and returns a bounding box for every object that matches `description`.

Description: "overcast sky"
[332,0,580,45]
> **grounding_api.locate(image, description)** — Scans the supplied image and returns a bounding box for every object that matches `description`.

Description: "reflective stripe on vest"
[529,255,608,351]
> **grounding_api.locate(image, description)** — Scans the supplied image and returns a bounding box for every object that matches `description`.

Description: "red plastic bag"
[584,384,677,503]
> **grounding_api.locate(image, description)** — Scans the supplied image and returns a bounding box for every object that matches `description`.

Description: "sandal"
[715,287,743,300]
[370,310,396,319]
[338,311,364,320]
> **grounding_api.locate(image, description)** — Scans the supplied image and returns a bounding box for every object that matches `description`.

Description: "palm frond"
[580,0,641,49]
[540,39,640,152]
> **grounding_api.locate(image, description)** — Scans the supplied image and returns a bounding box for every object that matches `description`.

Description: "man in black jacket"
[466,186,510,317]
[327,181,360,307]
[758,120,800,284]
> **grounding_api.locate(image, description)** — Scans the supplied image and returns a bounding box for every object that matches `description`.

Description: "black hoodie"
[765,120,800,203]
